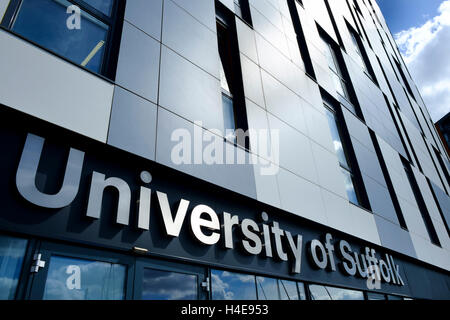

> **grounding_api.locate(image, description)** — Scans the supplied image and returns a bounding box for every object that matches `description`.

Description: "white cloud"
[394,0,450,122]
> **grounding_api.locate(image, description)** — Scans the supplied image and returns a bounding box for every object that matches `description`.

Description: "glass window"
[297,282,307,300]
[387,294,404,300]
[309,284,364,300]
[341,168,360,205]
[222,94,237,141]
[331,72,348,100]
[84,0,114,16]
[233,0,252,25]
[11,0,109,73]
[279,280,304,300]
[0,235,28,300]
[3,0,123,76]
[141,268,198,300]
[234,0,243,18]
[350,31,368,73]
[325,107,349,168]
[322,41,338,73]
[217,19,238,144]
[367,292,386,300]
[309,284,332,300]
[42,255,126,300]
[211,270,257,300]
[324,104,362,206]
[326,286,364,300]
[256,276,279,300]
[321,36,351,101]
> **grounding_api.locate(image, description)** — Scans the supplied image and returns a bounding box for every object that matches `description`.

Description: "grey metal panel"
[162,0,219,78]
[116,22,161,104]
[267,113,318,184]
[236,18,259,63]
[276,167,327,225]
[352,139,386,186]
[124,0,163,41]
[362,173,400,225]
[261,70,308,135]
[0,30,114,143]
[374,215,417,259]
[430,181,450,231]
[107,86,157,160]
[170,0,216,32]
[159,46,224,132]
[241,54,265,107]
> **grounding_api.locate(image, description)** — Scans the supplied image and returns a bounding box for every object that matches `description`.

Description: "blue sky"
[377,0,444,34]
[377,0,450,122]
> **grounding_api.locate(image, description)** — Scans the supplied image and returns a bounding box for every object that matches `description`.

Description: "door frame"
[26,241,135,300]
[133,257,209,300]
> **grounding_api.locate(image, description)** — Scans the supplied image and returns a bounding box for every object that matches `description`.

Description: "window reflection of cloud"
[310,285,364,300]
[327,287,364,300]
[0,277,18,300]
[142,270,197,300]
[222,271,255,283]
[43,256,125,300]
[211,270,257,300]
[256,277,279,300]
[279,280,300,300]
[0,236,27,300]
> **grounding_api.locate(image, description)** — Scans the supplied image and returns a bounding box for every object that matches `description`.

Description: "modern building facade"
[436,113,450,156]
[0,0,449,300]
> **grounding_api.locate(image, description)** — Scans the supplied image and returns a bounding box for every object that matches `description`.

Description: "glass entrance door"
[26,241,209,300]
[27,241,134,300]
[134,258,209,300]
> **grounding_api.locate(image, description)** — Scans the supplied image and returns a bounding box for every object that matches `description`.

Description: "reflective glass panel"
[367,292,386,300]
[326,286,364,300]
[84,0,114,16]
[350,32,367,73]
[219,59,231,93]
[12,0,109,73]
[256,276,279,300]
[297,282,307,300]
[43,255,126,300]
[332,72,346,98]
[211,270,257,300]
[0,235,28,300]
[340,79,350,100]
[222,93,237,142]
[279,280,301,300]
[387,295,403,300]
[309,284,332,300]
[325,108,349,167]
[322,40,337,73]
[309,285,364,300]
[341,168,360,205]
[142,268,198,300]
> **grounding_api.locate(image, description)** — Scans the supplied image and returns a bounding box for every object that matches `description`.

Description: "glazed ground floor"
[0,232,411,300]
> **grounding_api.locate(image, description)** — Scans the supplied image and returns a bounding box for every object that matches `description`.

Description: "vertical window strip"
[369,130,408,230]
[402,158,441,246]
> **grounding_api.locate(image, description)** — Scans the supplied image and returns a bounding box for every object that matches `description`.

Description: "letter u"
[16,134,85,208]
